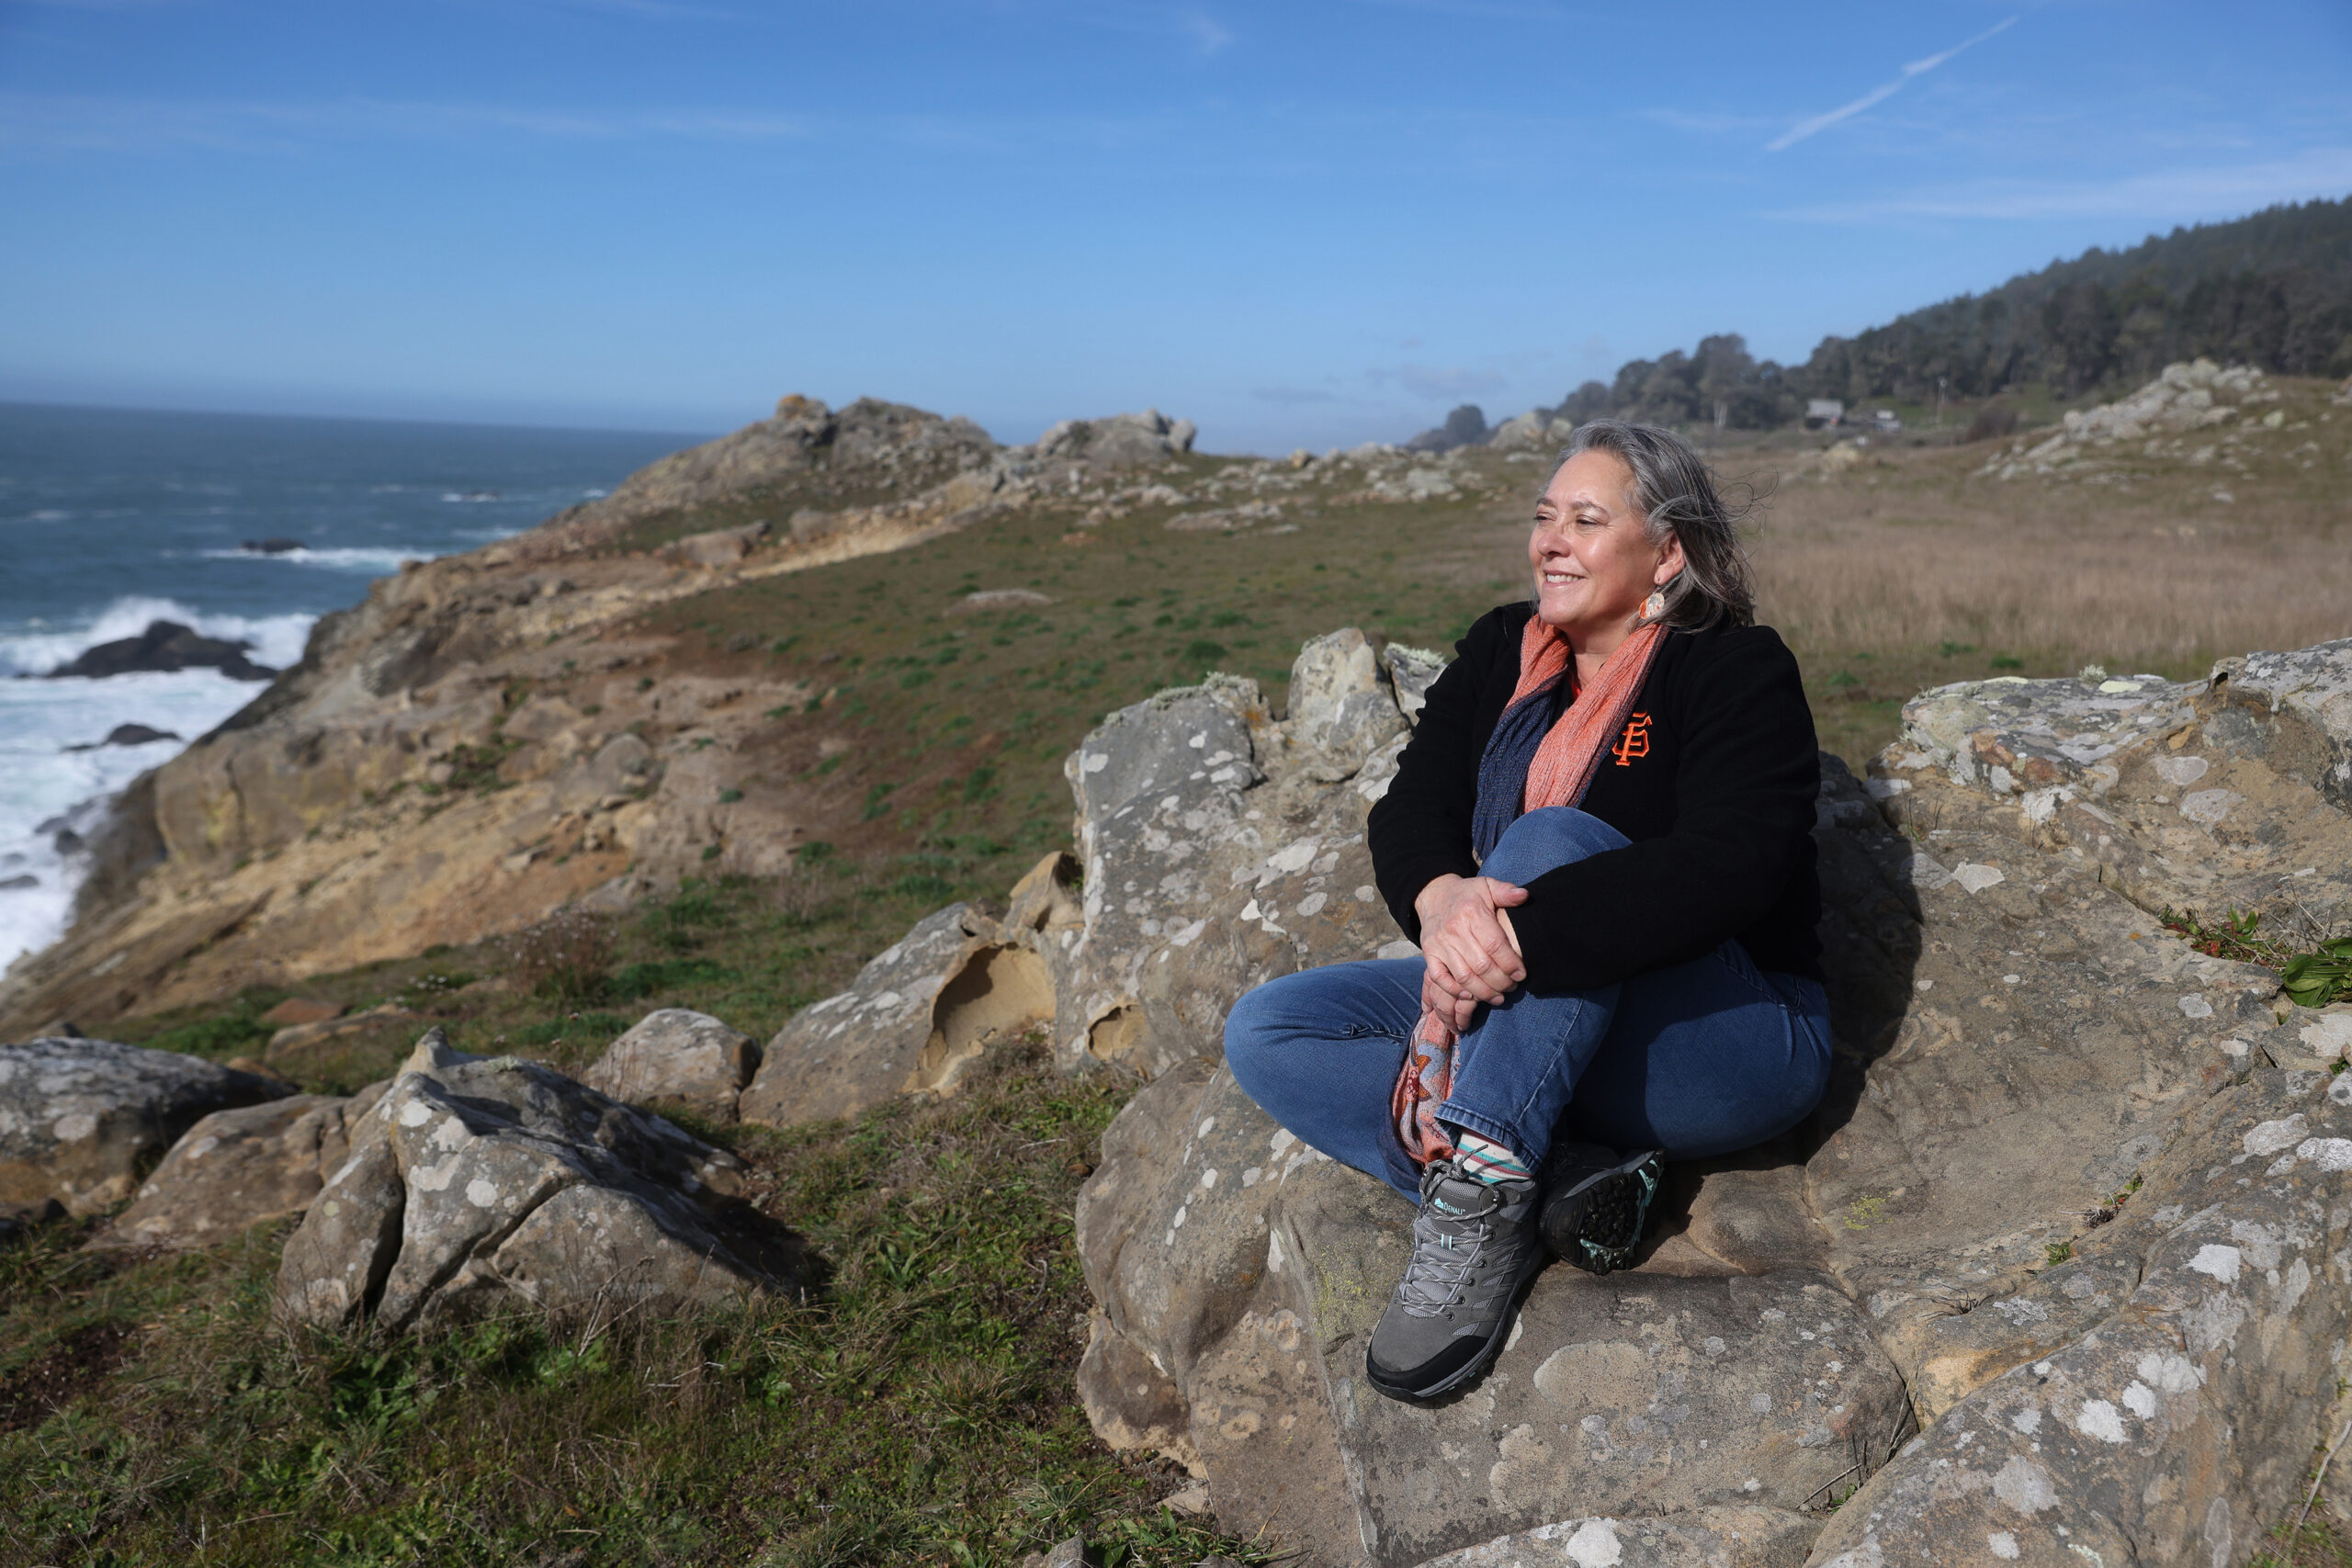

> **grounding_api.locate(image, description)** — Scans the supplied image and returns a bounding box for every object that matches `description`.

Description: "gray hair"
[1556,420,1757,632]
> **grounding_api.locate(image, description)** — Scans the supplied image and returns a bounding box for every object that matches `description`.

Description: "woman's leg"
[1223,958,1426,1202]
[1559,943,1832,1159]
[1427,807,1630,1173]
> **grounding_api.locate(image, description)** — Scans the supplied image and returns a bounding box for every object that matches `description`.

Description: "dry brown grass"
[1732,374,2352,764]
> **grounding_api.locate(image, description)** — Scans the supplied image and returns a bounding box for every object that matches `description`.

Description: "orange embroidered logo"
[1612,712,1652,766]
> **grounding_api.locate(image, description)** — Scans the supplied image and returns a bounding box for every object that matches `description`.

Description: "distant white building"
[1805,399,1845,429]
[1872,410,1904,433]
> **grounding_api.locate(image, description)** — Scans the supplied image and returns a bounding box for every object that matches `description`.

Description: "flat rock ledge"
[756,627,2352,1566]
[275,1027,802,1331]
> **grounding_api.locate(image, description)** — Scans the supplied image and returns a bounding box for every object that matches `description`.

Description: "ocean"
[0,401,703,976]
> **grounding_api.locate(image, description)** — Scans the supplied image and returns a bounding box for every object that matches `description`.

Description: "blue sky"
[1,1,2347,452]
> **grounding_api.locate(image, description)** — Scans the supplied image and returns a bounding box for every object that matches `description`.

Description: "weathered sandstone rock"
[738,901,1056,1127]
[96,1084,388,1249]
[0,1038,294,1216]
[275,1027,797,1330]
[582,1008,761,1123]
[1007,631,2352,1562]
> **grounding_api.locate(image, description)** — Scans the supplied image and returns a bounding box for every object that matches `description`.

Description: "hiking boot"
[1539,1143,1663,1275]
[1364,1158,1545,1402]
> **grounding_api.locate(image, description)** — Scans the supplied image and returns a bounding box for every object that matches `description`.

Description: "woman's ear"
[1654,532,1688,586]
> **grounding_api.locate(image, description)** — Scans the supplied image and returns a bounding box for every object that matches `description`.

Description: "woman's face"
[1528,450,1685,649]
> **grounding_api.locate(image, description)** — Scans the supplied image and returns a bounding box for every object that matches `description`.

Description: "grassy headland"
[5,373,2349,1565]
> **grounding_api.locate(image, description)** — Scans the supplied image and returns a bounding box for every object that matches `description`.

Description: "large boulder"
[582,1008,762,1123]
[738,900,1057,1127]
[96,1086,388,1249]
[1048,633,2352,1565]
[274,1028,799,1330]
[1035,410,1198,467]
[0,1038,294,1216]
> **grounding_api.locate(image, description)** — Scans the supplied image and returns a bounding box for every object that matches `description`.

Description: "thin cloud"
[1368,364,1509,400]
[0,91,814,152]
[1768,17,2018,152]
[1769,146,2352,222]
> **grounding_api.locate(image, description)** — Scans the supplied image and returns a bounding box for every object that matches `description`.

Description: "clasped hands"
[1411,873,1528,1033]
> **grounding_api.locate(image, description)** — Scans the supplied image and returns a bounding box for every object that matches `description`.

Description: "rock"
[62,723,181,751]
[1486,412,1576,454]
[582,1008,761,1122]
[2211,636,2352,808]
[274,1027,799,1330]
[578,396,997,529]
[953,588,1056,612]
[1027,631,2352,1562]
[1035,410,1198,467]
[1381,645,1447,728]
[655,520,769,569]
[241,537,304,554]
[738,902,1056,1127]
[1078,1063,1910,1565]
[1419,1507,1817,1568]
[1276,629,1408,779]
[96,1086,388,1249]
[1806,1067,2352,1568]
[43,620,276,681]
[260,997,345,1028]
[0,1038,294,1215]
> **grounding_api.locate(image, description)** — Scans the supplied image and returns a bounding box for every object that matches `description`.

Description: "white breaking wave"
[199,544,434,574]
[0,594,315,679]
[0,597,320,973]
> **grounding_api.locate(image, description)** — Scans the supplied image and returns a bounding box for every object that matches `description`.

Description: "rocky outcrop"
[42,620,275,681]
[1032,410,1198,467]
[0,1037,293,1217]
[274,1027,798,1330]
[582,1008,761,1123]
[1977,359,2278,479]
[568,396,998,532]
[744,624,2352,1565]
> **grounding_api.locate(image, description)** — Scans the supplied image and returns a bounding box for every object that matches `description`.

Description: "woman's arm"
[1506,626,1820,993]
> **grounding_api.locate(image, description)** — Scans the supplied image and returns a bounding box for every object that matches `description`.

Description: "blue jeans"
[1224,807,1832,1202]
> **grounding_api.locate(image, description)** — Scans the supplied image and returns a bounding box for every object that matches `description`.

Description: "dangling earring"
[1642,588,1667,623]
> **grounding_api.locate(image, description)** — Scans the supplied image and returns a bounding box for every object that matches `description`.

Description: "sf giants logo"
[1611,712,1652,766]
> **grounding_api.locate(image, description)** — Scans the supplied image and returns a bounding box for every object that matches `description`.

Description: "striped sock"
[1453,1131,1533,1187]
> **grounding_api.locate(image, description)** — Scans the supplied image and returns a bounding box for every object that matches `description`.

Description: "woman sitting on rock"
[1225,420,1829,1404]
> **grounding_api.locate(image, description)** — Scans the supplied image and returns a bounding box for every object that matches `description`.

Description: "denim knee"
[1222,981,1282,1093]
[1482,807,1632,882]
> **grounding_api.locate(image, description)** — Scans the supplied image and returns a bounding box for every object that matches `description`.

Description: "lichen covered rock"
[275,1028,797,1330]
[0,1037,294,1216]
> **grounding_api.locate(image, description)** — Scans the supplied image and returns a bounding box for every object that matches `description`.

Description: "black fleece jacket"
[1367,603,1824,993]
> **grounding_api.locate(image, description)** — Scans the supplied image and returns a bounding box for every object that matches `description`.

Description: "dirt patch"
[0,1321,133,1432]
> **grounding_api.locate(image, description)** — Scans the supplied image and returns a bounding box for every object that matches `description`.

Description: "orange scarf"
[1390,615,1668,1168]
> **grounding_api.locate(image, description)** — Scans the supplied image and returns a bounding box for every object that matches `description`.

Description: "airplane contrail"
[1768,16,2018,152]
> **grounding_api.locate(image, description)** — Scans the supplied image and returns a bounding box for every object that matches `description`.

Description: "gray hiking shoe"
[1364,1158,1545,1402]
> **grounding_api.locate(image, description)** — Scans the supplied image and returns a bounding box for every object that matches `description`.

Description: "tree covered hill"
[1506,196,2352,439]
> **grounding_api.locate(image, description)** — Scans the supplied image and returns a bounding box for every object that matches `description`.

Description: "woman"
[1224,420,1830,1404]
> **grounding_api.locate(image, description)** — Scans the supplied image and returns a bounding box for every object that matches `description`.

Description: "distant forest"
[1440,197,2352,445]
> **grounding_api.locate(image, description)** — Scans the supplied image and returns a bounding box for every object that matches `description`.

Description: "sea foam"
[0,598,319,974]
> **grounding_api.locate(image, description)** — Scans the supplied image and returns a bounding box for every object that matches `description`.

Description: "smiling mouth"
[1539,570,1583,585]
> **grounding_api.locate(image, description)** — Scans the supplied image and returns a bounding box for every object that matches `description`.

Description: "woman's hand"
[1414,873,1528,1031]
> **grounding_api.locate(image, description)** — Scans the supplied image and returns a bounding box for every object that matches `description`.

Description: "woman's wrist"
[1414,874,1465,929]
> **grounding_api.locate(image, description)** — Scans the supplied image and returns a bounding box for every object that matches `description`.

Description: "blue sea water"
[0,401,704,974]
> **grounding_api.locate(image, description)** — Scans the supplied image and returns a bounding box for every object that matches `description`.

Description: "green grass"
[0,1040,1264,1568]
